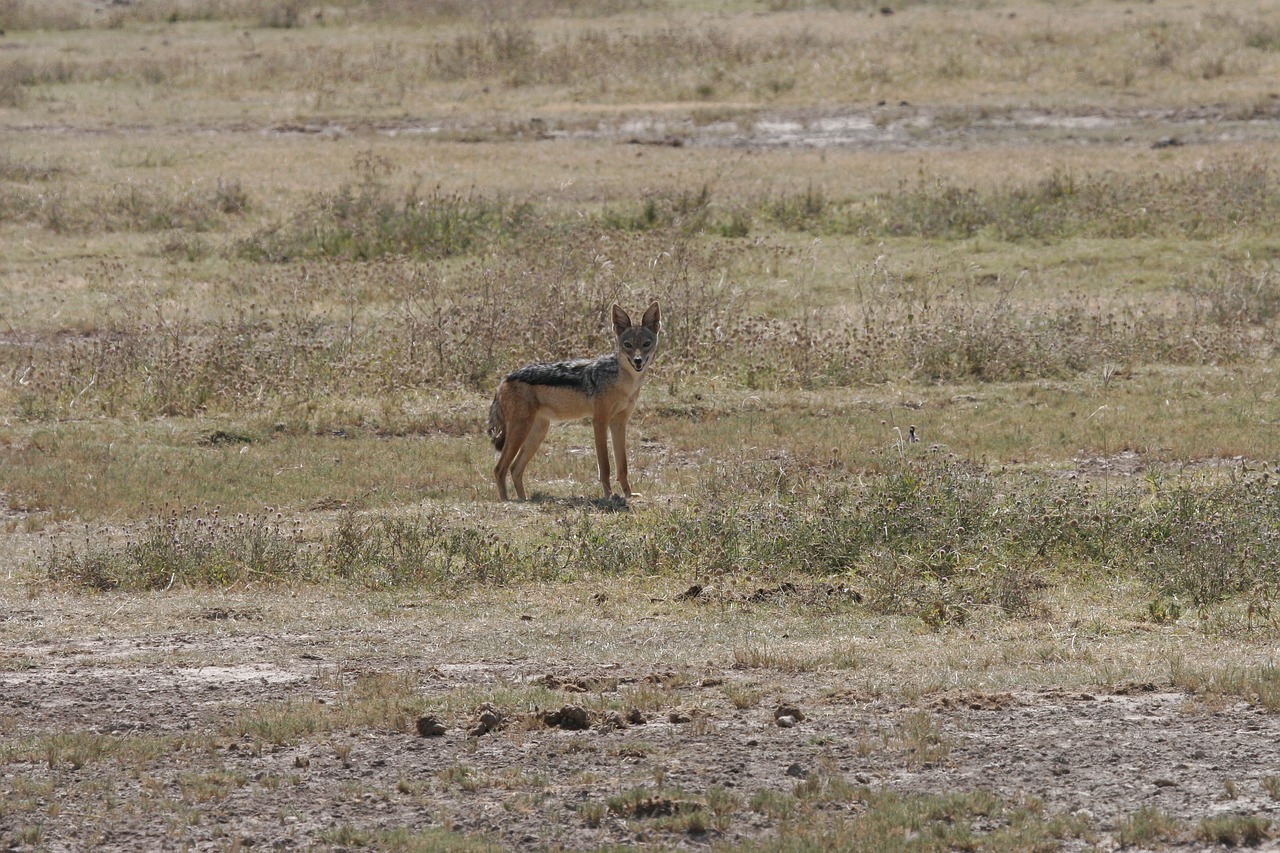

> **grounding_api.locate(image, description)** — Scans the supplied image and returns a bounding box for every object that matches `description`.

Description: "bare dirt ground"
[10,104,1280,151]
[3,586,1280,851]
[551,105,1280,151]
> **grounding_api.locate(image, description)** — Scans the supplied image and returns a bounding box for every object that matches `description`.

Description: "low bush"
[41,457,1280,635]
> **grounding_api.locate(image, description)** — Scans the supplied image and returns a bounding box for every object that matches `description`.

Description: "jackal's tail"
[487,392,505,451]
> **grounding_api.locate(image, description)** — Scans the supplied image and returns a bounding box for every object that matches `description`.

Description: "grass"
[319,825,502,852]
[0,732,208,771]
[5,0,1280,849]
[23,443,1280,652]
[1197,814,1272,847]
[6,201,1279,423]
[4,0,1280,122]
[228,670,431,743]
[740,785,1089,852]
[1115,806,1183,848]
[1169,658,1280,710]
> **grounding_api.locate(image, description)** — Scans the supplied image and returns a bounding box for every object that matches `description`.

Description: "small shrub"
[1117,805,1183,847]
[236,154,530,262]
[40,507,558,592]
[1198,814,1271,847]
[258,0,305,28]
[321,510,551,588]
[43,506,306,591]
[823,158,1280,242]
[580,801,606,828]
[1136,476,1280,607]
[1170,658,1280,710]
[749,788,797,820]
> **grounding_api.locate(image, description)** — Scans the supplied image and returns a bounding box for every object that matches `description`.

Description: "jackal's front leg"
[593,418,613,499]
[610,414,634,497]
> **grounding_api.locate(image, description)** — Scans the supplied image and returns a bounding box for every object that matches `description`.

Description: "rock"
[774,704,806,723]
[469,703,503,737]
[785,762,807,778]
[676,584,704,600]
[626,796,683,818]
[415,715,446,737]
[776,715,797,728]
[540,705,591,730]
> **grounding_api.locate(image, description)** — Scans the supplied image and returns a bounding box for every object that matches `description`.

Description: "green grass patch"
[236,166,531,263]
[228,671,587,746]
[738,785,1088,852]
[34,456,1280,634]
[1115,805,1184,848]
[1197,813,1272,847]
[604,157,1280,244]
[319,825,502,852]
[1169,658,1280,710]
[0,731,204,770]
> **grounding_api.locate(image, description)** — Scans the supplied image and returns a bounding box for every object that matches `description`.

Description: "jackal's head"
[612,301,661,374]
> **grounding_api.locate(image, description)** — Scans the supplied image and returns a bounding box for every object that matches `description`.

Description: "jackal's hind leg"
[510,417,550,502]
[493,404,534,501]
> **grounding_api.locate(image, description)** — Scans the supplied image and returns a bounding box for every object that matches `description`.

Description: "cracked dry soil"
[3,614,1280,851]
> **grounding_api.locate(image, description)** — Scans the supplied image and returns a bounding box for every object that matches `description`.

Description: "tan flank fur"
[488,302,661,501]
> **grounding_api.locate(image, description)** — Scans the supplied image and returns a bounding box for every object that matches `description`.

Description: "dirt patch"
[1071,451,1268,482]
[3,618,1280,850]
[1073,449,1146,478]
[9,104,1280,152]
[285,104,1280,151]
[934,689,1280,824]
[596,105,1280,151]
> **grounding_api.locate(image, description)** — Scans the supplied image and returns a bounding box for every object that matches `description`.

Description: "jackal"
[488,302,661,501]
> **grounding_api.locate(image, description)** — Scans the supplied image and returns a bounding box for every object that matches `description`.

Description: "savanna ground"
[5,0,1280,849]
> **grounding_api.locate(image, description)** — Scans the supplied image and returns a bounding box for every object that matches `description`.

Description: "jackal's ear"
[641,300,661,333]
[612,303,633,335]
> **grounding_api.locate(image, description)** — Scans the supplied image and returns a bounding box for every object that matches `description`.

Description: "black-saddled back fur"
[502,355,621,397]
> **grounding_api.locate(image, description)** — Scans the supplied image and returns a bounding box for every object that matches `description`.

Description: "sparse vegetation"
[738,786,1089,852]
[1169,658,1280,710]
[32,457,1280,635]
[229,670,428,743]
[1116,806,1184,848]
[1197,814,1272,847]
[6,0,1280,849]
